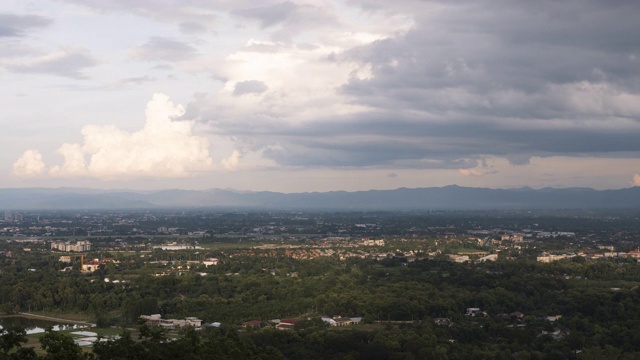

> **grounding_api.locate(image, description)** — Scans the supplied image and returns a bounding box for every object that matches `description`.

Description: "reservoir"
[0,316,88,334]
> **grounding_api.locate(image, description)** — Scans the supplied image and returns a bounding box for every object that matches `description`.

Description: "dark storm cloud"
[323,0,640,166]
[185,0,640,169]
[352,0,640,92]
[0,13,51,37]
[217,108,640,168]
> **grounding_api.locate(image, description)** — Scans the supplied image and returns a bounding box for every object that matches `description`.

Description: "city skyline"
[2,1,640,193]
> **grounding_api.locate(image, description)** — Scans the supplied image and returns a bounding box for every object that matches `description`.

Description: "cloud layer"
[177,0,640,178]
[4,0,640,190]
[14,94,214,179]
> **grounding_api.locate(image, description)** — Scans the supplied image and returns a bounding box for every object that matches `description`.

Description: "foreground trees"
[0,328,37,359]
[0,328,91,360]
[4,322,640,360]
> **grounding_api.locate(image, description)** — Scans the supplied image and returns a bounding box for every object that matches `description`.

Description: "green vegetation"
[3,209,640,358]
[2,252,640,358]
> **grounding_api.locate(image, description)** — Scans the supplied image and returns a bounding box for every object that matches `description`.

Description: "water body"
[0,316,87,334]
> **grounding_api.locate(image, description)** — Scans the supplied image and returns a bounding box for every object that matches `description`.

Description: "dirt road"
[17,312,96,327]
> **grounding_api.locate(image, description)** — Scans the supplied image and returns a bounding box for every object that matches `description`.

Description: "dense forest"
[2,245,640,358]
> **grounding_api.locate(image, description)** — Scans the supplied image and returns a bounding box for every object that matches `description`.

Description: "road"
[17,312,96,327]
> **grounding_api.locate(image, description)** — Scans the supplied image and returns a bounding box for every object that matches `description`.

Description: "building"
[321,317,337,326]
[477,254,498,262]
[362,238,385,246]
[628,249,640,258]
[276,318,300,330]
[51,240,91,252]
[185,317,203,327]
[448,254,470,263]
[203,258,219,267]
[536,253,573,262]
[321,316,362,327]
[433,318,453,326]
[82,258,117,273]
[465,308,487,317]
[333,317,354,326]
[242,320,262,329]
[82,259,101,273]
[140,314,203,329]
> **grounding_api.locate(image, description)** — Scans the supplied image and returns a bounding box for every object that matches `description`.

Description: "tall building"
[51,240,91,252]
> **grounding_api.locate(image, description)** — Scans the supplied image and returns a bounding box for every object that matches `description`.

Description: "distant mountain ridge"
[1,186,640,210]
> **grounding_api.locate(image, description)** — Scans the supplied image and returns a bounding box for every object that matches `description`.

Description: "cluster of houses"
[138,314,363,332]
[536,253,575,263]
[138,310,570,343]
[139,314,203,329]
[361,238,385,246]
[242,316,362,330]
[448,253,498,263]
[537,249,640,262]
[500,234,525,242]
[59,257,118,273]
[465,308,488,317]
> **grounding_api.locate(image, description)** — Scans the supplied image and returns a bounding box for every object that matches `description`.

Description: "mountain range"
[1,186,640,210]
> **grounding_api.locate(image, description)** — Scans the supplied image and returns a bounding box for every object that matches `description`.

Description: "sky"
[2,0,640,193]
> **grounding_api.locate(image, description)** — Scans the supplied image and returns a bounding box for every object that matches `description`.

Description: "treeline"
[4,251,640,325]
[4,320,640,359]
[4,249,640,357]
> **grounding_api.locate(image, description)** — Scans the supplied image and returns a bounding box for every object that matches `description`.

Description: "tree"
[0,327,37,359]
[39,329,90,360]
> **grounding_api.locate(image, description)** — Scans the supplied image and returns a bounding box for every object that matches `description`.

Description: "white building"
[51,240,91,252]
[362,239,385,246]
[536,253,573,262]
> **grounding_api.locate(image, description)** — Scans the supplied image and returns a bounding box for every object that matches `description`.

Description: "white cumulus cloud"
[12,149,46,177]
[20,93,214,179]
[221,150,241,171]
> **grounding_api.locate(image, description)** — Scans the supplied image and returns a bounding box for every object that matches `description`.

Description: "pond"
[0,316,88,334]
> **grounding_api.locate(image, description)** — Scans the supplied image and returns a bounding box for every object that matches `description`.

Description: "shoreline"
[2,312,97,327]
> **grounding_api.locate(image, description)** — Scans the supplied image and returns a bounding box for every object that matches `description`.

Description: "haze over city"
[2,0,640,192]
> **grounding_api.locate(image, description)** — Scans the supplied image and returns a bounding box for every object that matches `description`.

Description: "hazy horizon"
[1,183,639,194]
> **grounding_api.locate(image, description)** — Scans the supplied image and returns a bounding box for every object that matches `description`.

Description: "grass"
[199,242,255,250]
[23,326,130,354]
[451,248,488,254]
[80,327,131,337]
